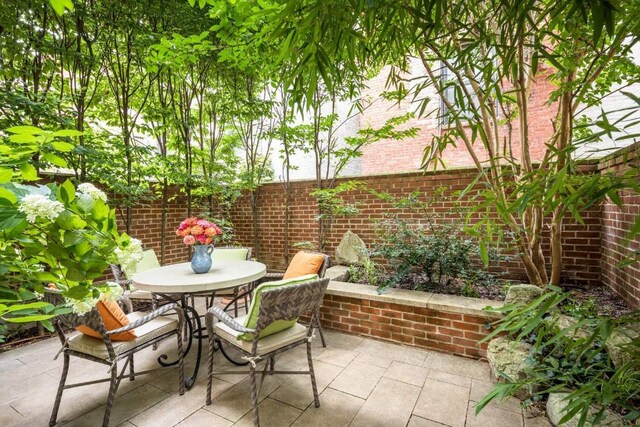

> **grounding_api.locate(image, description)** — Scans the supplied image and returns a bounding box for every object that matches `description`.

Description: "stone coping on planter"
[326,279,504,319]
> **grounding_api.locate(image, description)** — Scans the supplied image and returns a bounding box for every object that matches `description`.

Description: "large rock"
[324,265,350,282]
[549,314,591,340]
[605,324,640,368]
[335,231,369,266]
[487,336,532,383]
[504,284,544,305]
[546,392,624,427]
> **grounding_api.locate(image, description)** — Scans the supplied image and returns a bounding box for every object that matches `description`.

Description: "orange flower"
[205,237,212,244]
[179,227,191,237]
[204,227,217,237]
[190,225,204,235]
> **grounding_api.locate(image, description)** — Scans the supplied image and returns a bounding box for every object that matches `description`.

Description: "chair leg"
[250,362,260,427]
[307,340,320,408]
[314,316,327,348]
[206,323,215,405]
[269,356,275,375]
[49,353,69,426]
[176,331,185,395]
[243,293,249,315]
[102,362,120,427]
[129,355,135,381]
[152,295,159,351]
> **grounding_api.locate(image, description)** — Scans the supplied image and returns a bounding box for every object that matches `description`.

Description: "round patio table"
[132,259,266,389]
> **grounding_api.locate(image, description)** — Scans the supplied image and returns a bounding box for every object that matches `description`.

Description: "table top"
[131,259,267,294]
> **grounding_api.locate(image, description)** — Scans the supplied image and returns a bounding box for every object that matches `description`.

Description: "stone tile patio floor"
[0,328,552,427]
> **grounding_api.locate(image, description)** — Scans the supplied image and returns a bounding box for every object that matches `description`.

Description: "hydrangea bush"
[0,126,142,341]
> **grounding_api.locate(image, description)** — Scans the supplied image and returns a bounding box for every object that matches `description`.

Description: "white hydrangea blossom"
[100,282,123,302]
[115,238,143,274]
[67,297,99,315]
[18,194,64,223]
[77,183,107,202]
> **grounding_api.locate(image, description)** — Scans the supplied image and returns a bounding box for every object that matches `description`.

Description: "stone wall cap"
[327,280,504,317]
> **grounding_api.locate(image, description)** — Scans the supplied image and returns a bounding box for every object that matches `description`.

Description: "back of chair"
[255,277,329,333]
[212,246,252,261]
[44,289,105,333]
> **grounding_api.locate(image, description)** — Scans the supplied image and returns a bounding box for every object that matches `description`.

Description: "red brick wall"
[227,169,602,286]
[359,64,558,173]
[312,294,497,359]
[598,142,640,308]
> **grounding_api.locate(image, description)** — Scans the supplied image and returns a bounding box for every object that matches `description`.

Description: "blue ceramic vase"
[191,244,214,274]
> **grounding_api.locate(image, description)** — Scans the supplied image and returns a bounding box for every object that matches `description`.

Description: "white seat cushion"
[124,289,154,300]
[213,315,308,355]
[68,312,178,359]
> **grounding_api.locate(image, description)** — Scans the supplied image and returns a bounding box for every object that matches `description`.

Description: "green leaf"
[50,141,76,152]
[42,153,67,168]
[63,230,84,247]
[63,285,89,300]
[479,240,489,266]
[76,194,94,213]
[52,130,82,138]
[59,180,76,204]
[4,314,56,323]
[18,163,38,181]
[6,126,43,135]
[0,168,13,183]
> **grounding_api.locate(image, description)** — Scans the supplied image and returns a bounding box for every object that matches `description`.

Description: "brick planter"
[314,280,503,360]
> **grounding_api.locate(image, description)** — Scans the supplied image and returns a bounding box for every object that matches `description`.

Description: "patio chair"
[205,276,330,427]
[46,289,185,427]
[258,251,331,347]
[192,246,253,316]
[110,248,160,302]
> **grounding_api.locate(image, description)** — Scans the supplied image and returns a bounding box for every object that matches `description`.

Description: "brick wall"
[359,60,558,174]
[306,293,497,359]
[226,168,602,287]
[598,141,640,308]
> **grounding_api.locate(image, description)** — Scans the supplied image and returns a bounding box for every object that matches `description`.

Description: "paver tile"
[465,401,524,427]
[428,370,472,388]
[175,408,233,427]
[270,360,343,409]
[350,377,420,427]
[291,388,363,427]
[407,415,450,427]
[413,379,470,427]
[233,398,302,427]
[383,361,429,386]
[328,360,385,399]
[316,346,358,367]
[423,352,490,381]
[355,339,429,366]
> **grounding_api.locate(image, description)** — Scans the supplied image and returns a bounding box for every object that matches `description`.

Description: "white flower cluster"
[77,183,107,202]
[18,194,65,223]
[67,297,99,315]
[115,238,143,274]
[100,282,123,302]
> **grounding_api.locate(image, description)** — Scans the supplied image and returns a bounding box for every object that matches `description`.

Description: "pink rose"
[183,235,196,245]
[197,219,210,227]
[196,235,207,244]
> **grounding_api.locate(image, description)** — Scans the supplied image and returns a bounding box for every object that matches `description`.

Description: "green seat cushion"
[124,249,160,290]
[212,248,249,261]
[239,274,318,341]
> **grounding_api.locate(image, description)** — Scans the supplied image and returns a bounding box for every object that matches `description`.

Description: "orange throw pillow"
[283,252,325,279]
[76,300,137,341]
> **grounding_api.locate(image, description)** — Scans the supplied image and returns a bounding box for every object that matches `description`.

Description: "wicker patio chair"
[205,277,330,427]
[110,249,160,303]
[45,289,185,427]
[258,251,331,347]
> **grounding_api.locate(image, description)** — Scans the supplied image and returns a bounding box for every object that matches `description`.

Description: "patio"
[0,325,549,427]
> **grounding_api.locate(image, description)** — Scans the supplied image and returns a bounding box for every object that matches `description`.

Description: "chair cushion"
[69,312,178,359]
[212,248,249,261]
[124,289,154,300]
[76,301,136,341]
[239,274,318,341]
[283,252,324,279]
[215,318,308,355]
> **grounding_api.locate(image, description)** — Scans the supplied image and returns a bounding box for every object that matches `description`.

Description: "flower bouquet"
[176,218,222,273]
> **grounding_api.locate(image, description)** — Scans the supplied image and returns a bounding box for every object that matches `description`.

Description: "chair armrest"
[206,306,255,334]
[106,303,184,336]
[118,295,133,314]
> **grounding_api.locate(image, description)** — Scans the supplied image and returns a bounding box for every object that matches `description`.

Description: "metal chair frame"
[205,277,330,427]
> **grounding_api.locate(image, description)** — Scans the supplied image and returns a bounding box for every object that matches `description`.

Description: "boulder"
[605,324,640,368]
[549,314,591,340]
[546,392,624,427]
[487,336,532,383]
[335,231,369,266]
[504,284,544,306]
[324,265,350,282]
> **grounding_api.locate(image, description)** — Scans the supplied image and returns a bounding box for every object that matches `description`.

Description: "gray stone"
[549,314,591,340]
[335,230,369,266]
[487,337,531,383]
[605,324,640,368]
[546,392,624,427]
[504,284,544,306]
[325,265,351,282]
